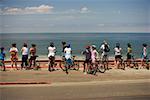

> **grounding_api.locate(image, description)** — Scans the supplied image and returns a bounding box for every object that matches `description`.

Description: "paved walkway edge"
[0,79,150,87]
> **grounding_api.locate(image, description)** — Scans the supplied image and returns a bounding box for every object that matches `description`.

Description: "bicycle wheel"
[34,61,40,70]
[92,66,97,75]
[97,64,106,73]
[121,62,126,70]
[146,64,149,70]
[73,63,79,71]
[0,62,5,71]
[134,63,139,70]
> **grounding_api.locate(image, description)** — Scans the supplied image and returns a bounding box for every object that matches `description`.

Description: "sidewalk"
[0,68,150,85]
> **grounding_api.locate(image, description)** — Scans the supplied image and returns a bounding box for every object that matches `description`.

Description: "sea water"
[1,33,150,60]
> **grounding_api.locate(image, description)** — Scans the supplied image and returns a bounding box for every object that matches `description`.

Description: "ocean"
[1,33,150,60]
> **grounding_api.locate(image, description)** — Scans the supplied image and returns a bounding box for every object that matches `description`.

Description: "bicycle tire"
[98,64,106,73]
[134,63,139,70]
[0,62,5,71]
[146,64,149,70]
[74,63,79,71]
[59,62,66,71]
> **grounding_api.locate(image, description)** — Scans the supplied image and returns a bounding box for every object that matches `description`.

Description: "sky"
[0,0,150,33]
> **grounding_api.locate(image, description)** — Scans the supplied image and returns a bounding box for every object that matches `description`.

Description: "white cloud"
[1,5,54,15]
[80,7,90,13]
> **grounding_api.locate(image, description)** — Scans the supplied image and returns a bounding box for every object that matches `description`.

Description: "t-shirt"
[143,47,147,57]
[100,44,109,56]
[0,52,5,60]
[9,47,18,57]
[21,47,28,55]
[114,47,122,56]
[48,46,56,57]
[83,49,91,60]
[30,47,36,56]
[91,49,98,59]
[64,47,71,59]
[127,47,132,54]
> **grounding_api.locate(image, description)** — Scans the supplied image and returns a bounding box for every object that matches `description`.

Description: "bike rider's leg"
[14,59,18,70]
[48,57,51,71]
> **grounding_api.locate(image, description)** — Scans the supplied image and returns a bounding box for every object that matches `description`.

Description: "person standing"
[114,43,122,69]
[91,45,98,67]
[29,44,37,68]
[141,43,148,67]
[126,43,132,67]
[100,40,110,69]
[64,44,72,74]
[9,43,19,70]
[48,42,56,71]
[0,47,6,71]
[21,43,29,69]
[82,46,91,74]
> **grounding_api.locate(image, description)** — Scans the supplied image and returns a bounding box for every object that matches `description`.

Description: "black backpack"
[104,44,110,52]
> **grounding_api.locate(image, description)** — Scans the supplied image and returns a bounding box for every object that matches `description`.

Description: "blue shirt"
[0,52,5,60]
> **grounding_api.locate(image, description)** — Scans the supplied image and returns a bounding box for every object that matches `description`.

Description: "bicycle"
[126,55,139,70]
[48,56,57,72]
[117,57,125,70]
[141,57,149,70]
[28,55,40,70]
[60,56,79,74]
[86,59,106,75]
[0,60,5,71]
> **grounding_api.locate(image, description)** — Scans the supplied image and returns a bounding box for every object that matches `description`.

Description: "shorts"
[29,56,36,61]
[49,56,55,64]
[101,54,108,62]
[115,55,122,59]
[127,53,132,59]
[11,57,18,62]
[65,58,73,66]
[84,59,91,63]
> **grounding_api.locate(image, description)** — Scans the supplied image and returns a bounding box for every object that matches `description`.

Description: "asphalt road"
[1,80,150,100]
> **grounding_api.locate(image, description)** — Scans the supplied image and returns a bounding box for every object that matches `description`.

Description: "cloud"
[80,7,90,13]
[1,5,54,15]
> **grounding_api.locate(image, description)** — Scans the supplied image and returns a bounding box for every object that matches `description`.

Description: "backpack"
[104,44,110,52]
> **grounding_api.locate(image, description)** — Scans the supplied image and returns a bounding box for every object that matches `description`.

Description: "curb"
[0,82,50,85]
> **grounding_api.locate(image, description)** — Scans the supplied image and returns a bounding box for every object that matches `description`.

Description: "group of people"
[0,41,149,71]
[0,43,37,71]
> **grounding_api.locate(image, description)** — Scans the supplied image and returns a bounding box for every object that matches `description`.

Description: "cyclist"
[82,46,91,74]
[21,43,29,70]
[61,41,67,61]
[91,45,99,70]
[64,44,72,74]
[0,47,6,71]
[126,43,132,68]
[9,43,19,70]
[29,44,37,68]
[48,42,56,72]
[100,40,110,70]
[141,43,148,68]
[114,43,122,69]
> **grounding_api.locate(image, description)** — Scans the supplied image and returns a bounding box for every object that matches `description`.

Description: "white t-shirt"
[9,47,18,53]
[48,46,56,57]
[64,47,71,59]
[100,44,107,55]
[114,47,122,56]
[21,47,28,55]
